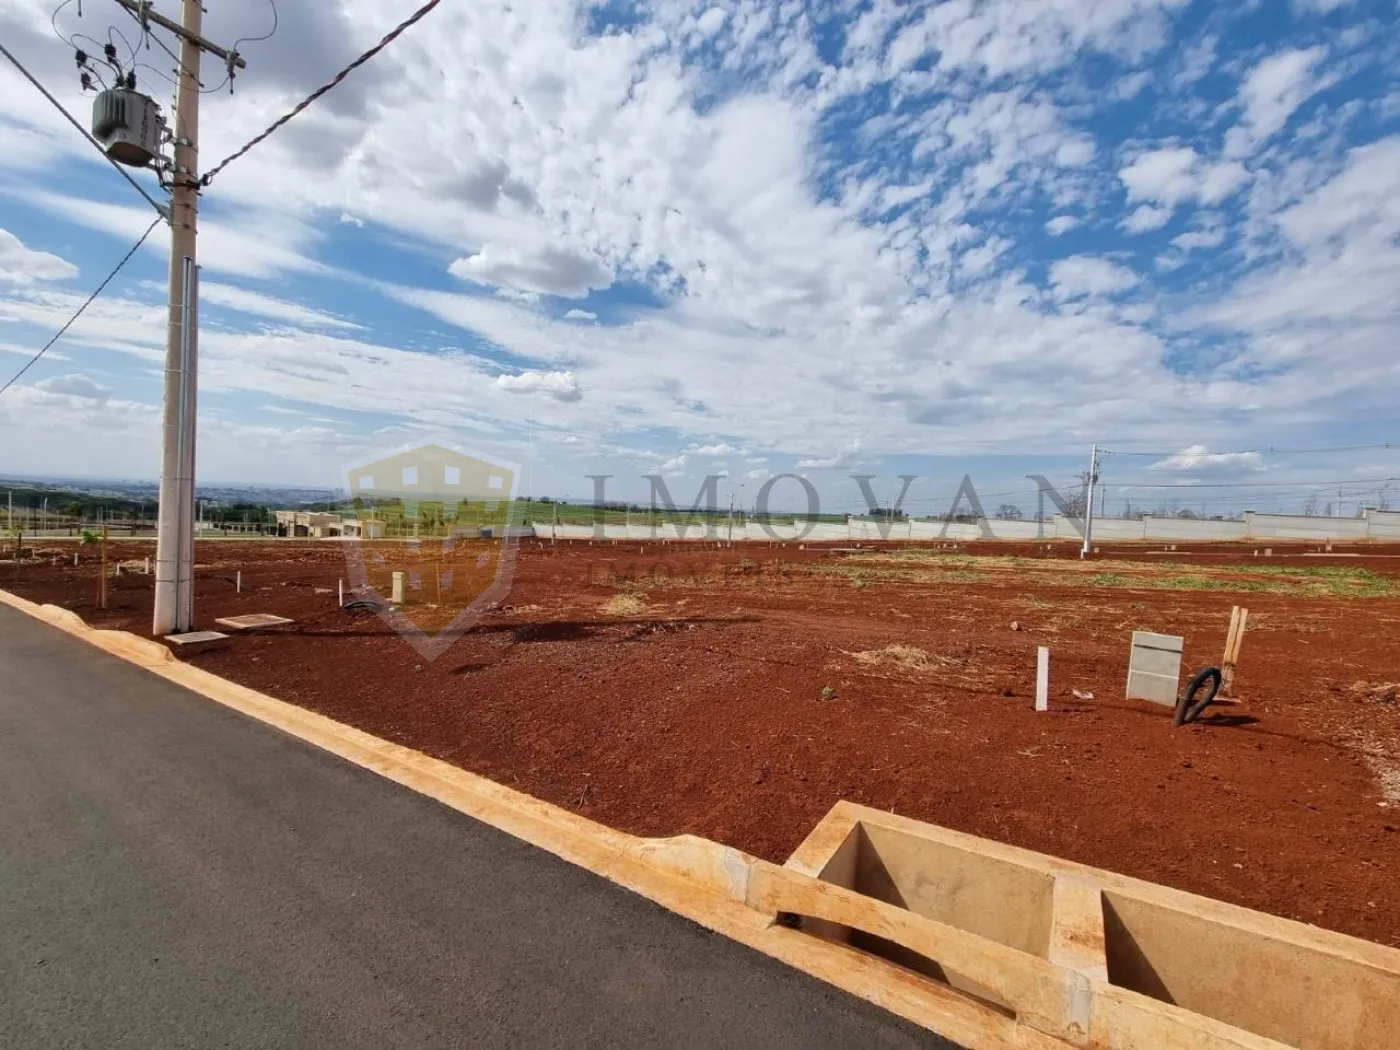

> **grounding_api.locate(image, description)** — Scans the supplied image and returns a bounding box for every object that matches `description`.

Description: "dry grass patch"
[1349,728,1400,805]
[847,644,949,674]
[601,592,647,616]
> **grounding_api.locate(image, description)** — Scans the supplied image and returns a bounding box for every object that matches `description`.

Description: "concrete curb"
[0,588,1030,1048]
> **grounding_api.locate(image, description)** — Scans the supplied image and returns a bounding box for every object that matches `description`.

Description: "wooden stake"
[1228,608,1248,665]
[1221,606,1248,696]
[1222,606,1241,667]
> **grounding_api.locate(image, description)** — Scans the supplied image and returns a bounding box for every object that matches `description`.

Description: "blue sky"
[1,0,1399,516]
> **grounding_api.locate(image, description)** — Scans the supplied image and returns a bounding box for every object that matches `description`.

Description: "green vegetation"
[811,563,917,585]
[0,486,147,526]
[1089,573,1129,586]
[812,551,1398,598]
[1076,564,1394,597]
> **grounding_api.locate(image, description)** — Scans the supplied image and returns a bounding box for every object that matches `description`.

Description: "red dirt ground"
[6,537,1400,947]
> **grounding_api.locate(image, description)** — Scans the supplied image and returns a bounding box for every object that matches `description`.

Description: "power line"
[0,41,169,220]
[1102,443,1398,458]
[0,217,163,397]
[200,0,441,188]
[233,0,281,51]
[1103,475,1400,490]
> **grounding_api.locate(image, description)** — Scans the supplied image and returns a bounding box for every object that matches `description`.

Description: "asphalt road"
[0,605,956,1049]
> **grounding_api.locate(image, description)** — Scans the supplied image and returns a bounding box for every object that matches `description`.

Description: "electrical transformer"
[91,87,166,168]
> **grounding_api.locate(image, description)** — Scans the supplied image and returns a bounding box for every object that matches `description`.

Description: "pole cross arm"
[113,0,248,68]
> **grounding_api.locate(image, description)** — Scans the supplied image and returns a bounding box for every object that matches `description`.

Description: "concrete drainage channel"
[4,590,1397,1050]
[782,803,1400,1049]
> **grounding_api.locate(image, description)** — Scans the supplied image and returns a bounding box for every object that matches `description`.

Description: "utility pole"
[1080,444,1099,559]
[151,0,202,635]
[126,0,245,636]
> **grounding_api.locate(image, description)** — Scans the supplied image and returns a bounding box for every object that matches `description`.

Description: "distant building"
[273,511,384,539]
[343,518,385,539]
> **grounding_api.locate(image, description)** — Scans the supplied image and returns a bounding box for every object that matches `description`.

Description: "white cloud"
[1187,138,1400,417]
[1225,47,1332,158]
[15,190,324,279]
[1049,256,1140,298]
[200,282,362,330]
[494,369,583,402]
[695,7,727,37]
[1171,224,1226,251]
[1171,33,1216,90]
[0,229,77,283]
[34,372,108,399]
[1151,445,1265,471]
[0,0,1395,488]
[797,440,862,470]
[1274,138,1400,249]
[1111,70,1154,101]
[1292,0,1353,13]
[872,0,1187,80]
[692,442,738,456]
[1054,138,1096,167]
[1197,161,1251,202]
[449,243,613,299]
[1120,146,1250,207]
[0,340,67,361]
[338,212,365,227]
[562,308,597,321]
[1121,204,1173,233]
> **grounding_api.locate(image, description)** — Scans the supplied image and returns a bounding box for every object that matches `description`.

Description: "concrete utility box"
[1127,631,1183,707]
[164,630,229,653]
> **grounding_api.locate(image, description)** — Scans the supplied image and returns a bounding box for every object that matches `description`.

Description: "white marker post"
[1036,647,1050,712]
[338,578,344,607]
[236,570,242,594]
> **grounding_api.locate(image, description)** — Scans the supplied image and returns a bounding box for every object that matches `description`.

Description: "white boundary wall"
[534,508,1400,544]
[1242,512,1368,541]
[1144,517,1248,541]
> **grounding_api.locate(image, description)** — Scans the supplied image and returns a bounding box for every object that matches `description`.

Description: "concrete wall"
[534,511,1400,544]
[1083,518,1144,541]
[1143,516,1248,541]
[1244,512,1369,541]
[981,519,1044,540]
[1365,509,1400,540]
